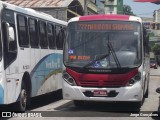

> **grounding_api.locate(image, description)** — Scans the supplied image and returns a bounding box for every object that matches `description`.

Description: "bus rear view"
[63,15,150,107]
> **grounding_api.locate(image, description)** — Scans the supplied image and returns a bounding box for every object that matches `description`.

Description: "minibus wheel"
[16,81,27,112]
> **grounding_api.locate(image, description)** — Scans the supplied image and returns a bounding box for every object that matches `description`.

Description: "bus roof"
[68,14,142,23]
[0,1,67,26]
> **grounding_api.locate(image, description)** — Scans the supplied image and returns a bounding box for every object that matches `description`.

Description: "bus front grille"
[78,80,126,87]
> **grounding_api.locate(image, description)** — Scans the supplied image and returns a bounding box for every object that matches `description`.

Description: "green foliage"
[123,5,135,16]
[149,32,155,37]
[152,44,160,55]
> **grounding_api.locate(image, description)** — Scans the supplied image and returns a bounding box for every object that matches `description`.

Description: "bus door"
[2,9,18,103]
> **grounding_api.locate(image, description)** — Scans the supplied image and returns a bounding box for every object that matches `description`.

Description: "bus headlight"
[127,72,141,86]
[128,79,135,85]
[63,71,77,86]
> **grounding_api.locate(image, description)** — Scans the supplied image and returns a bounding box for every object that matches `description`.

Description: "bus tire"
[16,81,27,112]
[73,100,85,107]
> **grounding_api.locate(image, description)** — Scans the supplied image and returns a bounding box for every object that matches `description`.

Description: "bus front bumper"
[63,81,143,102]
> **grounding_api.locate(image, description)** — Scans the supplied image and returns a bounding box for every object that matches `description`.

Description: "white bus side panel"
[30,49,63,97]
[5,47,31,104]
[5,60,21,104]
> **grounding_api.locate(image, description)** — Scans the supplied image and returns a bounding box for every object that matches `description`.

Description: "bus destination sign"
[78,23,134,31]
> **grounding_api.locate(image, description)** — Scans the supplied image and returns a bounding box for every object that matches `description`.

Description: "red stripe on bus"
[66,68,138,87]
[79,15,130,21]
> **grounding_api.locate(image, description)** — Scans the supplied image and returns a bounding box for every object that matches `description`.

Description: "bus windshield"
[64,21,142,69]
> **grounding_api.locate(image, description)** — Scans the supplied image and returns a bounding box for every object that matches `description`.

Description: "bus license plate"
[93,90,107,96]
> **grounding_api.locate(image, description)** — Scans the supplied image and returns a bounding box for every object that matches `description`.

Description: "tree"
[152,44,160,55]
[123,5,135,16]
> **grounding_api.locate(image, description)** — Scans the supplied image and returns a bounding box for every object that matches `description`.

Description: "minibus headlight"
[68,78,74,83]
[134,72,141,81]
[128,79,135,85]
[127,72,141,86]
[63,73,70,80]
[63,71,77,86]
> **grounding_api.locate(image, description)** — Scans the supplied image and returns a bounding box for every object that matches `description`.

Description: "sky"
[123,0,160,18]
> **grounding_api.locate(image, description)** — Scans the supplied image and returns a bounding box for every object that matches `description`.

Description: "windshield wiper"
[82,53,110,69]
[107,41,121,68]
[81,34,121,69]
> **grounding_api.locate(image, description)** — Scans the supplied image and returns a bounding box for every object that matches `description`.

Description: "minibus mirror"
[4,22,16,52]
[143,27,149,47]
[143,34,149,46]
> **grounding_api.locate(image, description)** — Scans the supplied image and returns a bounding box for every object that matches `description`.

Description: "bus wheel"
[73,100,85,107]
[16,81,27,112]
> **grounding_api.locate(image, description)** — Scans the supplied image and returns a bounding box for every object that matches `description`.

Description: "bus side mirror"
[143,27,149,47]
[143,34,149,46]
[4,22,16,52]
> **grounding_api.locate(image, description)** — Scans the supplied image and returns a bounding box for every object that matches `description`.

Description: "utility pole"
[84,0,90,15]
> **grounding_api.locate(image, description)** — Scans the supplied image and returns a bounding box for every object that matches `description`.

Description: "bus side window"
[47,23,56,49]
[39,21,48,49]
[63,27,67,40]
[61,28,66,47]
[29,18,39,48]
[56,25,65,50]
[17,15,29,48]
[2,22,17,52]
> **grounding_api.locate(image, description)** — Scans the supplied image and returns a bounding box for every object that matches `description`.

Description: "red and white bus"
[63,14,150,107]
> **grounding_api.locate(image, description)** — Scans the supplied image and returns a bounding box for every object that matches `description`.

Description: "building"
[153,9,160,23]
[101,0,123,14]
[96,0,105,14]
[80,0,98,15]
[4,0,104,21]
